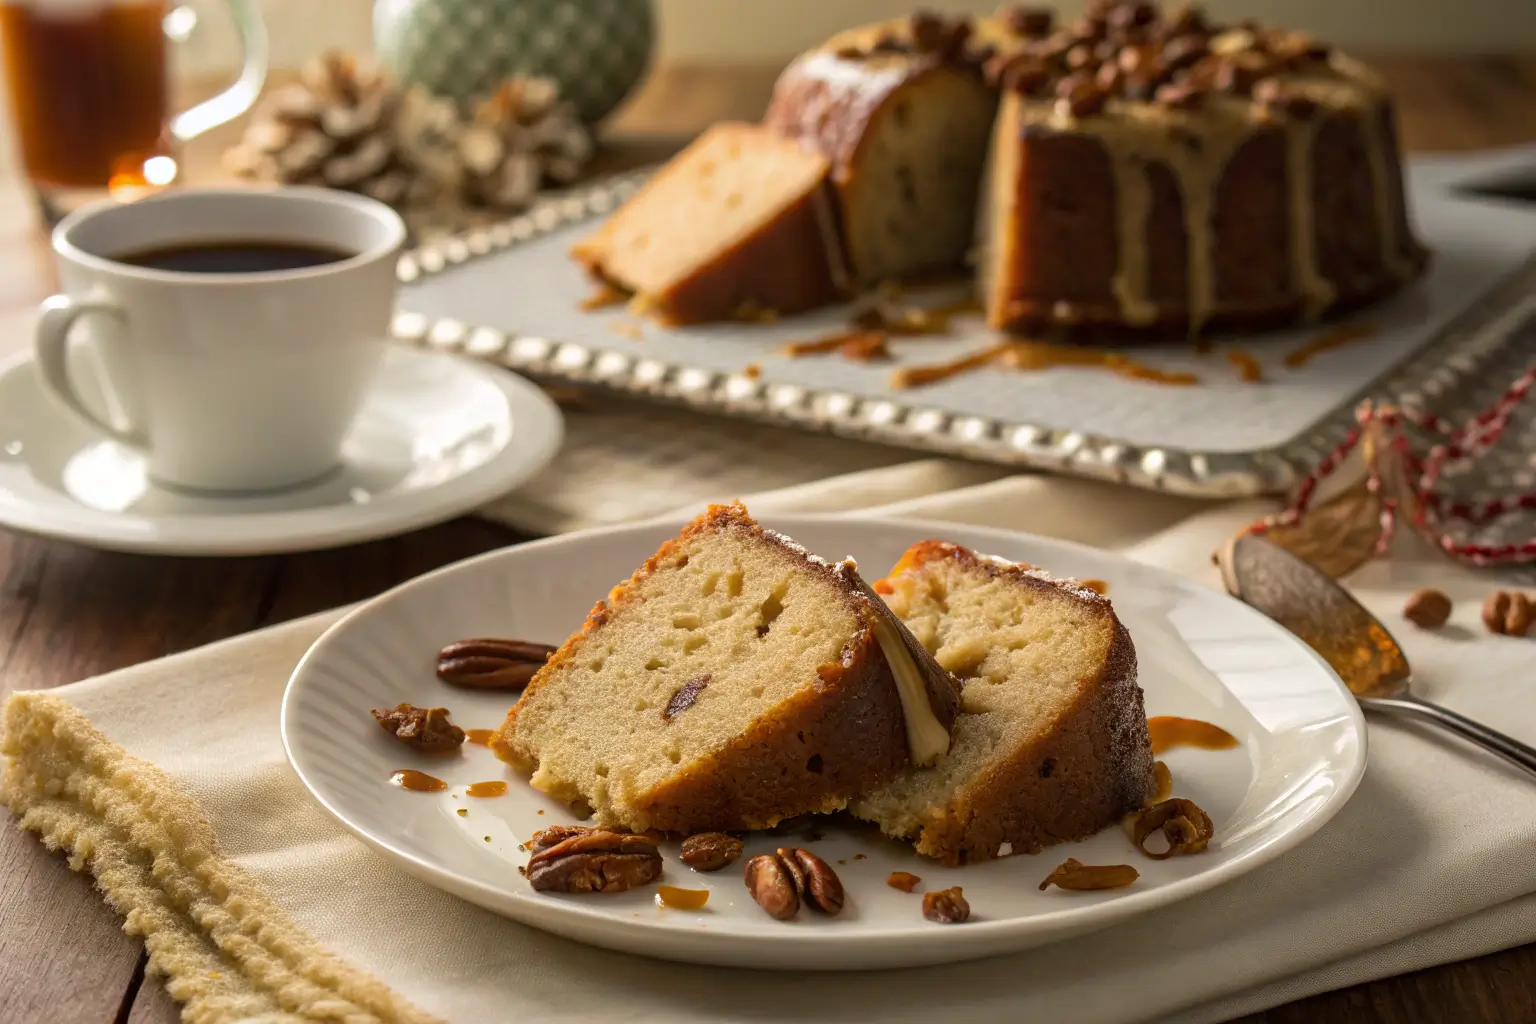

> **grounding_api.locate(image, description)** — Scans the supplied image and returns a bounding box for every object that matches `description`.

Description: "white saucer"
[0,346,563,556]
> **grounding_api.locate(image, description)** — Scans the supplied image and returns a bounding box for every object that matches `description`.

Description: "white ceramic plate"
[0,346,563,555]
[283,515,1366,970]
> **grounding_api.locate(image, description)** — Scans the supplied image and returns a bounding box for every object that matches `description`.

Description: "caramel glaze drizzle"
[782,329,890,361]
[1284,322,1377,368]
[891,341,1200,390]
[1226,348,1264,382]
[466,780,509,798]
[579,281,629,311]
[1147,716,1240,756]
[465,728,496,746]
[390,769,448,792]
[655,886,710,910]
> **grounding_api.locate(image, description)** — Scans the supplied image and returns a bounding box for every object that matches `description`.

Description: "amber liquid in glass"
[0,0,169,196]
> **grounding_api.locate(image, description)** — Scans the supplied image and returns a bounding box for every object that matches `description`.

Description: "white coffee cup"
[36,186,407,493]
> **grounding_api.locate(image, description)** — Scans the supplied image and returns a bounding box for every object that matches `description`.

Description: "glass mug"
[0,0,267,221]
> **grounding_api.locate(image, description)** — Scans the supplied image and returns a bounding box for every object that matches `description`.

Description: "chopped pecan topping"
[1154,81,1206,109]
[526,829,662,893]
[743,847,844,920]
[1402,588,1452,629]
[1252,77,1318,117]
[1002,5,1054,38]
[370,703,465,753]
[1160,33,1209,71]
[436,638,556,690]
[1039,857,1140,891]
[922,886,971,923]
[887,871,922,893]
[1055,74,1108,118]
[1132,797,1215,859]
[680,832,744,872]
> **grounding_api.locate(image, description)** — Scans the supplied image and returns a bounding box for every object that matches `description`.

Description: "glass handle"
[169,0,269,142]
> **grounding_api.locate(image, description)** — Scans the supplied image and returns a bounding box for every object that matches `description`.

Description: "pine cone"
[223,50,407,200]
[223,51,595,216]
[457,76,595,210]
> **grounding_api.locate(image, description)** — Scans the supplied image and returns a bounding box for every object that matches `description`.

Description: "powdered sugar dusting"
[972,547,1110,604]
[761,526,833,568]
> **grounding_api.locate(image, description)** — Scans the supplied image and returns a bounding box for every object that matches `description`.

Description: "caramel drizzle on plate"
[389,769,448,792]
[1226,348,1264,382]
[466,780,508,798]
[465,728,496,746]
[1147,716,1240,756]
[892,341,1201,390]
[1284,322,1377,368]
[579,281,629,311]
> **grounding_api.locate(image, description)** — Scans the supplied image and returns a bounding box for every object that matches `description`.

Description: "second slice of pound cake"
[492,503,959,834]
[852,541,1156,865]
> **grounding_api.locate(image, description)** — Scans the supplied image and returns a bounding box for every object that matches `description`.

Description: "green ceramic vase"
[373,0,654,124]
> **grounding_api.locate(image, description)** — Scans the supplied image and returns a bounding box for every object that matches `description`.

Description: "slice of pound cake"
[492,504,960,834]
[851,541,1156,865]
[570,122,849,325]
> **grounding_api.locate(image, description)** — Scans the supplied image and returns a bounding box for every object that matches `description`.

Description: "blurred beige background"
[224,0,1536,69]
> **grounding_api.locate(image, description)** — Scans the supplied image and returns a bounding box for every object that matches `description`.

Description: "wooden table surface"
[2,57,1536,1024]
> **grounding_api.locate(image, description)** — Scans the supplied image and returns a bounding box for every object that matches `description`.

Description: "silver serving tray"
[390,145,1536,498]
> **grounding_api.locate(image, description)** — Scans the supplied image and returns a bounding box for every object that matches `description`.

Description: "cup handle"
[168,1,269,143]
[34,294,146,446]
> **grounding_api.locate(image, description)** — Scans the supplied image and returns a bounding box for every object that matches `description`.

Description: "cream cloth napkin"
[6,461,1536,1024]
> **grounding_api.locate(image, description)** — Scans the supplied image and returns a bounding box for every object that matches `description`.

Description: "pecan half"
[1132,797,1215,859]
[371,703,464,752]
[743,847,844,920]
[1485,591,1533,636]
[525,829,662,893]
[436,638,557,690]
[680,832,744,872]
[922,886,970,923]
[528,824,604,851]
[1039,858,1140,891]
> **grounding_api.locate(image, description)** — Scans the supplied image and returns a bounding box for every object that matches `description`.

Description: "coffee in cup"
[36,186,407,493]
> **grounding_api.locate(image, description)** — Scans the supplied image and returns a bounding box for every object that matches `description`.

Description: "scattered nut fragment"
[436,638,557,689]
[1402,588,1452,629]
[1132,798,1215,859]
[1039,858,1140,891]
[744,847,844,920]
[370,703,465,752]
[1482,591,1533,636]
[887,871,922,893]
[680,832,744,872]
[525,829,662,893]
[922,886,971,923]
[1482,591,1511,633]
[1509,593,1534,637]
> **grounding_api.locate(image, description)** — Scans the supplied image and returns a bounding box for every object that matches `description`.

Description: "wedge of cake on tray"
[571,0,1428,340]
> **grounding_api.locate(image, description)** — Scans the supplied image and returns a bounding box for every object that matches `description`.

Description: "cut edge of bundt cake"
[765,49,1000,287]
[491,502,960,834]
[569,121,851,325]
[851,539,1156,866]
